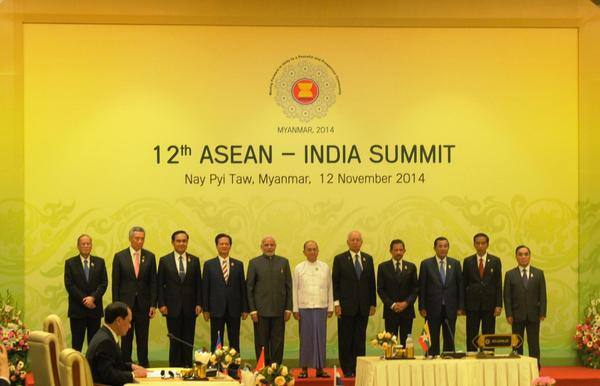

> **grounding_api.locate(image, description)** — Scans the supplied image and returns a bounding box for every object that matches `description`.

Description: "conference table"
[125,369,239,386]
[355,355,539,386]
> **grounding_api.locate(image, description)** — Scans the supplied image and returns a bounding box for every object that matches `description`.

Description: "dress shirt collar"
[349,250,361,259]
[129,246,141,257]
[105,324,120,344]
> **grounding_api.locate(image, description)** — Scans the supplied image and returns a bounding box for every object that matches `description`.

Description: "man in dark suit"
[111,226,157,367]
[247,236,292,366]
[504,245,547,368]
[202,233,248,353]
[377,239,419,347]
[332,231,376,377]
[463,233,503,352]
[86,302,147,386]
[64,234,108,351]
[418,236,464,356]
[157,230,202,367]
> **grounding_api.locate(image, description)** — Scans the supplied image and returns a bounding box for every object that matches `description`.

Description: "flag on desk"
[255,347,265,372]
[216,330,222,350]
[333,365,343,386]
[418,320,431,353]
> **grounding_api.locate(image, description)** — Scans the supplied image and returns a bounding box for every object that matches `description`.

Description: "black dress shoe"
[316,371,330,378]
[298,371,308,378]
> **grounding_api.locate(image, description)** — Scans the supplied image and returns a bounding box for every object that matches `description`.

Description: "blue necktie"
[178,256,185,282]
[354,254,362,279]
[439,260,446,285]
[83,259,90,282]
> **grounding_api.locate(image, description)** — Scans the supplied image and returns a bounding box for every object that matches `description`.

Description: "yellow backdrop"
[22,25,578,363]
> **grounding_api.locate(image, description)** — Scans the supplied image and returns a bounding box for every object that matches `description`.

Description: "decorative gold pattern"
[18,195,578,361]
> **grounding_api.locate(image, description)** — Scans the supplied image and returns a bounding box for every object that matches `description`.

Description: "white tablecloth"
[355,355,539,386]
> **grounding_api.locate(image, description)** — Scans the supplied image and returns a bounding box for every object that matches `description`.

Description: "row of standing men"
[64,228,547,378]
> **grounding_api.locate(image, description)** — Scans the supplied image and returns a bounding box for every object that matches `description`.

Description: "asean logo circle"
[271,57,339,122]
[292,78,319,105]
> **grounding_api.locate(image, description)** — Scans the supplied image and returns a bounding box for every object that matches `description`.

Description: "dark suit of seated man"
[86,302,147,386]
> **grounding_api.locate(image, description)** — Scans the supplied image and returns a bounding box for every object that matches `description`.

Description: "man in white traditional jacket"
[293,240,334,378]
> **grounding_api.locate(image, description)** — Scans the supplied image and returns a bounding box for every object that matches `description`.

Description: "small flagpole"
[333,365,336,386]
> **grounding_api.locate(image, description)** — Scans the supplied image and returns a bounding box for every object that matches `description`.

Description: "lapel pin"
[491,268,494,273]
[448,265,452,269]
[347,256,351,261]
[280,268,284,274]
[187,258,191,263]
[91,262,94,267]
[231,262,234,267]
[530,273,533,278]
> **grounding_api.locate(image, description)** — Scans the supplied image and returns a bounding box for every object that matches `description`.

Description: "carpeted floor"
[539,366,600,386]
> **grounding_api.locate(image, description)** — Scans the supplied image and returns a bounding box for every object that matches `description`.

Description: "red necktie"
[478,258,484,279]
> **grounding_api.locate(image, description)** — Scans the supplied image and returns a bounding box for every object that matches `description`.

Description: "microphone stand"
[167,333,195,348]
[440,319,465,359]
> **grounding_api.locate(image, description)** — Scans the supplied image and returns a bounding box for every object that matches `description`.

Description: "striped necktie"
[222,259,229,283]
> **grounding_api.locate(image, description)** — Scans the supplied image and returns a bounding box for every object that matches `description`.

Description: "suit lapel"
[392,260,403,284]
[483,257,493,279]
[527,267,536,288]
[170,252,187,282]
[139,250,148,279]
[471,256,480,279]
[227,258,238,284]
[125,249,137,279]
[429,258,442,286]
[87,257,95,282]
[445,259,453,285]
[345,252,359,282]
[73,258,86,283]
[515,268,527,291]
[214,257,227,284]
[183,254,193,283]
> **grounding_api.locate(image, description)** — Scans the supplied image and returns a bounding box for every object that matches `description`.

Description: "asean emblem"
[270,56,340,122]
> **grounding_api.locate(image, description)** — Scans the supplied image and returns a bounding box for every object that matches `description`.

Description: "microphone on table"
[167,334,218,376]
